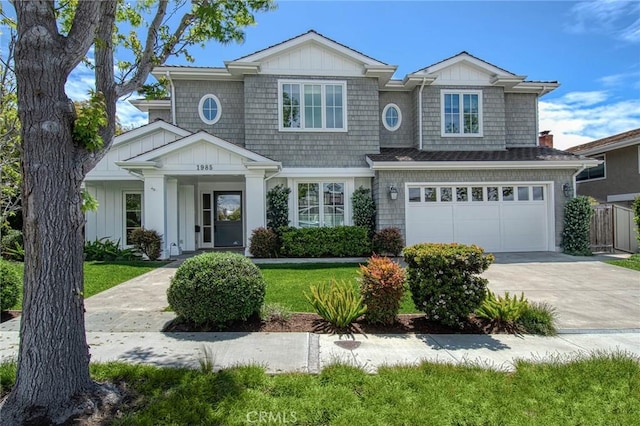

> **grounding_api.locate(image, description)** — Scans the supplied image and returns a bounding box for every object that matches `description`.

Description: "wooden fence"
[590,204,639,253]
[590,205,613,253]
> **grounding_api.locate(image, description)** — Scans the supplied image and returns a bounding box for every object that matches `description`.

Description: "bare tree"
[0,1,274,423]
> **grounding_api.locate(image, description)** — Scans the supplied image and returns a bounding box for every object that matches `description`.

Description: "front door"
[213,191,243,247]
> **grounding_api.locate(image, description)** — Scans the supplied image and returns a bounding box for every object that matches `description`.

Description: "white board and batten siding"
[260,43,364,76]
[159,141,245,173]
[405,182,555,252]
[431,63,493,86]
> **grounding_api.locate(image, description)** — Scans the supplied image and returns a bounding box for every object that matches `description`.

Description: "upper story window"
[198,94,222,125]
[382,103,402,131]
[576,154,606,181]
[279,80,347,131]
[441,90,482,137]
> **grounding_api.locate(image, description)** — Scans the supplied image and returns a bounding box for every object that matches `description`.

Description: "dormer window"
[441,90,482,137]
[278,80,347,132]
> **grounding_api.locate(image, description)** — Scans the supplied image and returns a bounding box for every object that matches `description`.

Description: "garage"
[405,183,552,252]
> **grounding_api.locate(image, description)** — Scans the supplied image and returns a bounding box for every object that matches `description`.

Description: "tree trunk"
[0,2,106,423]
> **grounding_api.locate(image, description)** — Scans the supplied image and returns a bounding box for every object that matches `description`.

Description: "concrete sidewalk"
[1,252,638,373]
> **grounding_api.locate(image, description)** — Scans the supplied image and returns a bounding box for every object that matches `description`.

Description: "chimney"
[539,130,553,148]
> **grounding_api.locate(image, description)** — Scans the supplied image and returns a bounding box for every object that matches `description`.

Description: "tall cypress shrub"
[561,196,594,256]
[352,186,375,236]
[266,184,291,230]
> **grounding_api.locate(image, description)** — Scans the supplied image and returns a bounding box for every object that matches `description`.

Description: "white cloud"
[567,0,640,43]
[555,91,609,107]
[598,70,640,88]
[540,92,640,150]
[117,99,148,130]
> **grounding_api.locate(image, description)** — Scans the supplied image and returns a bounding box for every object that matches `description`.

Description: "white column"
[166,178,179,256]
[244,172,266,256]
[143,172,167,259]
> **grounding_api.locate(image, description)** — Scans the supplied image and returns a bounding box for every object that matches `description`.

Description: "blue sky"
[2,1,639,150]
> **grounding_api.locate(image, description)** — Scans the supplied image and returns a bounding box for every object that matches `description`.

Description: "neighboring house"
[566,128,640,208]
[84,30,597,257]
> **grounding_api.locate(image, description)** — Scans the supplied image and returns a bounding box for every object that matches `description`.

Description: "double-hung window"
[441,90,482,136]
[297,182,345,228]
[279,80,347,131]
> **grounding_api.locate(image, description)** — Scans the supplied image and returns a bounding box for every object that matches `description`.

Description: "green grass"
[607,253,640,271]
[3,261,166,310]
[2,352,637,424]
[259,263,419,314]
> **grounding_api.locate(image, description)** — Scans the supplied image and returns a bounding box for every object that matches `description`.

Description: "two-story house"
[84,30,596,257]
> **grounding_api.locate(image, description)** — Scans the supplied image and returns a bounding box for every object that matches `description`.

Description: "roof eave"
[366,159,599,170]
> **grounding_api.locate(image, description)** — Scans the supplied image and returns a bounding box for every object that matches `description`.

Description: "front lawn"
[259,263,419,314]
[2,353,637,424]
[4,261,166,310]
[607,253,640,271]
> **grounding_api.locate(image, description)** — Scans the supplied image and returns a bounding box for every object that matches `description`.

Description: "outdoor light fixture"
[389,185,398,200]
[562,183,573,198]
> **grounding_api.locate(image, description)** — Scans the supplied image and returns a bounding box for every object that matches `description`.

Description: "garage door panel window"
[407,185,546,204]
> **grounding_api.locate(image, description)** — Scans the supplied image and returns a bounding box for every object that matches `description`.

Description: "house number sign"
[196,164,214,171]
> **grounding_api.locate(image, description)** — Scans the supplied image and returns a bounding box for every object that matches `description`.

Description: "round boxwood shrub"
[0,261,20,311]
[167,252,266,325]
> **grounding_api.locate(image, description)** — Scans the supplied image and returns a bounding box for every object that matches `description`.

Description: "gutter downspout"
[418,78,427,150]
[571,163,589,198]
[165,71,176,125]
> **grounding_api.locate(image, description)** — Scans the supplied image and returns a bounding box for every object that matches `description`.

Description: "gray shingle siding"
[148,109,172,123]
[379,91,415,148]
[244,75,380,167]
[421,86,506,151]
[173,80,245,146]
[373,168,573,249]
[505,93,538,147]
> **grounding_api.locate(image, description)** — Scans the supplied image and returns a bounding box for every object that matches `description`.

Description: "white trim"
[382,103,402,132]
[280,167,374,178]
[112,120,190,146]
[440,89,483,137]
[575,154,606,182]
[277,79,348,132]
[125,131,279,165]
[607,193,640,202]
[367,158,600,171]
[417,53,517,78]
[291,179,352,228]
[198,94,222,125]
[129,99,171,112]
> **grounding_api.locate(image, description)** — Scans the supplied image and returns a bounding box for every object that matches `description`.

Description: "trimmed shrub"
[372,227,404,256]
[517,302,557,336]
[404,243,494,328]
[0,261,20,311]
[167,252,266,325]
[561,196,594,256]
[249,227,279,258]
[352,186,376,236]
[280,226,371,257]
[633,195,640,247]
[129,228,163,260]
[359,255,406,325]
[260,302,292,323]
[267,184,291,230]
[84,237,139,261]
[306,279,367,329]
[1,229,23,261]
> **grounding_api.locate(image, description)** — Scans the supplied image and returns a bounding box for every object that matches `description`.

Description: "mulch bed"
[163,313,493,334]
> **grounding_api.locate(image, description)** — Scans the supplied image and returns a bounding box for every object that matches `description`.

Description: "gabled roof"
[112,119,191,146]
[565,128,640,155]
[412,51,516,77]
[232,29,389,66]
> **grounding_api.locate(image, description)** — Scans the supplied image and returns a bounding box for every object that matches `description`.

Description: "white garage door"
[405,184,551,252]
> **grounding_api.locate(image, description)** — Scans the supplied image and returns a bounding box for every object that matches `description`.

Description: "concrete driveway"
[484,252,640,331]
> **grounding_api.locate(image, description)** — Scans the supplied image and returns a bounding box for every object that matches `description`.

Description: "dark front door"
[214,192,243,247]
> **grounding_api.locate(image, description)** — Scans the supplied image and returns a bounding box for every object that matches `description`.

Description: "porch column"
[143,172,167,259]
[166,178,179,256]
[245,172,266,256]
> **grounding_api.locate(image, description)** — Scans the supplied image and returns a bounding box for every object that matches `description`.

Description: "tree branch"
[115,0,170,98]
[62,1,101,74]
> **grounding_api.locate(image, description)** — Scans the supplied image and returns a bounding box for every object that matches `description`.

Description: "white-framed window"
[576,154,606,182]
[382,103,402,131]
[278,80,347,131]
[198,94,222,125]
[441,90,483,137]
[295,181,345,227]
[123,192,143,245]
